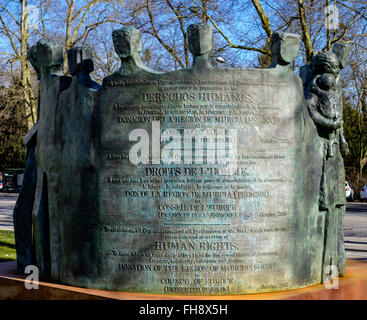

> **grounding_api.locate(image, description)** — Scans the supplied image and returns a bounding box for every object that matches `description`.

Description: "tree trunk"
[64,0,75,74]
[298,0,314,63]
[20,0,36,129]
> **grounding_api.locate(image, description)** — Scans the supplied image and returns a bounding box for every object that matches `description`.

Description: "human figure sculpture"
[31,39,71,279]
[304,45,350,280]
[57,46,100,183]
[67,46,100,89]
[309,73,340,158]
[103,26,158,86]
[56,47,100,281]
[13,123,38,274]
[187,23,213,69]
[269,32,301,68]
[11,24,353,294]
[12,46,40,273]
[307,50,349,208]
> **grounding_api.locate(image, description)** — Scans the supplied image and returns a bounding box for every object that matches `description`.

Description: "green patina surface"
[11,23,350,295]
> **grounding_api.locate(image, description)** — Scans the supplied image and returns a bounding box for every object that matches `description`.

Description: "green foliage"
[343,97,360,168]
[0,79,28,171]
[0,230,16,263]
[343,94,367,192]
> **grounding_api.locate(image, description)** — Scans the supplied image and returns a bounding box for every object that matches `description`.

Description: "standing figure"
[187,23,213,70]
[12,45,40,273]
[56,47,101,283]
[103,26,159,86]
[309,73,340,158]
[32,39,71,279]
[304,45,350,281]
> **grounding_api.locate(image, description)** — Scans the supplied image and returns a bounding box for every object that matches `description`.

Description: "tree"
[0,77,28,169]
[0,0,127,129]
[343,47,367,187]
[59,0,128,73]
[117,0,367,71]
[0,0,37,130]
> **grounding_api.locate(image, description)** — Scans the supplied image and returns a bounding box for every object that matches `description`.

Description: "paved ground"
[0,193,18,231]
[1,193,367,260]
[344,202,367,261]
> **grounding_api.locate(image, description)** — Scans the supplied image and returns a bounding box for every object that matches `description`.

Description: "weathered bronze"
[302,44,351,280]
[14,23,350,295]
[32,39,72,279]
[13,46,40,273]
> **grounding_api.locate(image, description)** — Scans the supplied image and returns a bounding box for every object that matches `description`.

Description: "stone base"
[1,260,367,300]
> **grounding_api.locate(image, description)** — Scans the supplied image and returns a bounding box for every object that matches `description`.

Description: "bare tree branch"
[191,0,269,55]
[251,0,272,39]
[166,0,189,67]
[146,0,185,68]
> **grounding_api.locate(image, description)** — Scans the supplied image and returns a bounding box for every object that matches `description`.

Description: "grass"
[0,230,16,263]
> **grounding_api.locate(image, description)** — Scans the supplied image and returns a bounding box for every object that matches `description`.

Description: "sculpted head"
[270,32,300,66]
[317,73,336,91]
[332,43,351,69]
[112,27,143,59]
[311,51,340,76]
[67,47,94,75]
[36,39,63,71]
[187,23,213,56]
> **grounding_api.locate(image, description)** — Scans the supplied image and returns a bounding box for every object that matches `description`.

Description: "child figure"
[310,72,340,158]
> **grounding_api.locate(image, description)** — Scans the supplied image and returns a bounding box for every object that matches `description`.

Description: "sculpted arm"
[306,92,342,130]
